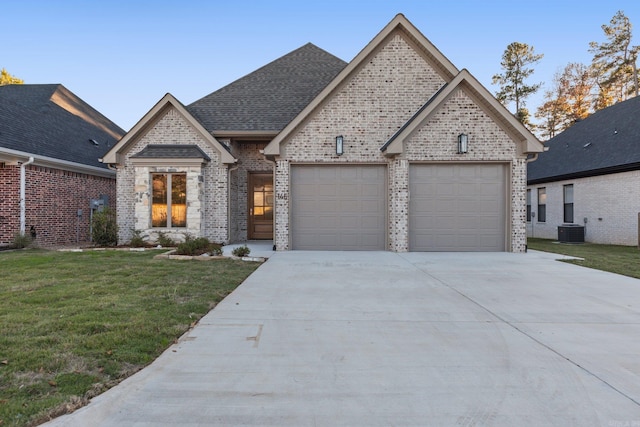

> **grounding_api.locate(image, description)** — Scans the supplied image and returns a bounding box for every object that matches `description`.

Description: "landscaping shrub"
[156,231,175,247]
[175,236,222,256]
[231,245,251,257]
[91,208,118,246]
[129,230,145,247]
[11,232,32,249]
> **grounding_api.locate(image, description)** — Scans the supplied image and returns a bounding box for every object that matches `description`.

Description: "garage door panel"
[292,165,386,250]
[410,164,506,252]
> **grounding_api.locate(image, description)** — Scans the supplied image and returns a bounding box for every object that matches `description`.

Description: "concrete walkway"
[43,250,640,426]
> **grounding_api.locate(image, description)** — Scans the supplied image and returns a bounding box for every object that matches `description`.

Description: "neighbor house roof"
[528,96,640,185]
[186,43,347,136]
[0,84,124,172]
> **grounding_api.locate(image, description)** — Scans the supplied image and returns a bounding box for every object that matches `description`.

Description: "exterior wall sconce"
[457,133,468,154]
[336,135,344,156]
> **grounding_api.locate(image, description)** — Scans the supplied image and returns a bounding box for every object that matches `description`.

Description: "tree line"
[493,10,638,140]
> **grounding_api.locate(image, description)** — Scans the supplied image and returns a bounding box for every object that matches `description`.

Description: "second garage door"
[409,164,507,251]
[291,165,386,250]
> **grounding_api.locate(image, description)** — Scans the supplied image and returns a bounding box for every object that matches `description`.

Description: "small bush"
[156,231,175,247]
[130,230,145,247]
[175,236,222,256]
[91,208,118,246]
[12,232,32,249]
[231,245,251,257]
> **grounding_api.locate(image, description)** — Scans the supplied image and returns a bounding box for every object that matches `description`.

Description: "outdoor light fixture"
[457,133,468,154]
[336,135,344,156]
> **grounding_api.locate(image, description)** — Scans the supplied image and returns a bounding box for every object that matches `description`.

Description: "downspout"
[20,157,35,235]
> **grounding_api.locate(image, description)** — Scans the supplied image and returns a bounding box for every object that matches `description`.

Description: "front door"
[248,173,274,240]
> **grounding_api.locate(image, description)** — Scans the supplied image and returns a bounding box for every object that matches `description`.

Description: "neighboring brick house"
[527,96,640,246]
[103,14,544,252]
[0,84,124,246]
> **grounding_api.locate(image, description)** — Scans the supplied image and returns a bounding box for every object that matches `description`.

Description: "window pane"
[526,189,531,205]
[564,185,573,204]
[538,205,546,222]
[564,203,574,223]
[538,188,546,204]
[254,192,264,207]
[152,174,168,227]
[171,174,187,227]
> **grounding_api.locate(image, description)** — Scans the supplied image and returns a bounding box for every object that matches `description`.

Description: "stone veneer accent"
[116,107,227,244]
[273,33,529,252]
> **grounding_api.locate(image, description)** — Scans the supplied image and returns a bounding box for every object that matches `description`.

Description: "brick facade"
[272,34,529,252]
[527,170,640,246]
[0,163,115,246]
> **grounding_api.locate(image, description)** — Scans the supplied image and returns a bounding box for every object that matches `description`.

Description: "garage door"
[409,164,506,251]
[291,165,386,250]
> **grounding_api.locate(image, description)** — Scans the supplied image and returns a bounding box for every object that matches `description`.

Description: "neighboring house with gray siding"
[103,14,544,252]
[527,96,640,246]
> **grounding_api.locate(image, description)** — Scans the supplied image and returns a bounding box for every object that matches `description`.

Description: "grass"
[528,238,640,279]
[0,249,260,427]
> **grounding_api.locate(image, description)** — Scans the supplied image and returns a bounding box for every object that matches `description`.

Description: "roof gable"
[186,43,347,135]
[382,70,544,157]
[0,84,124,169]
[101,93,236,165]
[264,14,462,156]
[528,96,640,183]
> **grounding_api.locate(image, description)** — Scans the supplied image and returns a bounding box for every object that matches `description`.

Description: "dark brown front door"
[248,173,274,240]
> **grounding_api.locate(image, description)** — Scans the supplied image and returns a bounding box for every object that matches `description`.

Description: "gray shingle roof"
[186,43,347,133]
[0,84,124,169]
[528,96,640,184]
[131,144,211,161]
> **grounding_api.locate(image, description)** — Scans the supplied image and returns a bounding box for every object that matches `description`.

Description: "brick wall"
[0,164,20,245]
[527,170,640,246]
[273,32,529,252]
[0,163,115,246]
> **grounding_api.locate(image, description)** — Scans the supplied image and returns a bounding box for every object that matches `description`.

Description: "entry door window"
[249,174,274,240]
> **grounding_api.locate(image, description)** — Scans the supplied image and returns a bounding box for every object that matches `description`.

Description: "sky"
[3,1,640,132]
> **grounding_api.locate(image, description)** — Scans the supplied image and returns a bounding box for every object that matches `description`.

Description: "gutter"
[20,157,35,235]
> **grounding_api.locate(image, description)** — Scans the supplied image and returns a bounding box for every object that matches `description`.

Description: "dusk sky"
[4,1,640,131]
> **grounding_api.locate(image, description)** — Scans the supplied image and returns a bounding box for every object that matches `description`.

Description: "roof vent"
[89,139,99,146]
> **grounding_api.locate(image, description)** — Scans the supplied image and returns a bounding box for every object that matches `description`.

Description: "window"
[563,184,574,223]
[152,173,186,227]
[537,188,546,222]
[526,189,532,222]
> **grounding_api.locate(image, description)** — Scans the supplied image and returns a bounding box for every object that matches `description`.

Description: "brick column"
[274,160,290,250]
[389,158,409,252]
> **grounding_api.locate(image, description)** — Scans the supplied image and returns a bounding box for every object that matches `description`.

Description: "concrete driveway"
[44,250,640,426]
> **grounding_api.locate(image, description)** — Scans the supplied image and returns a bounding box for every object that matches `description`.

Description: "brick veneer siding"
[403,89,527,252]
[116,107,227,244]
[0,163,115,246]
[273,33,529,252]
[228,142,273,242]
[0,164,20,245]
[527,170,640,246]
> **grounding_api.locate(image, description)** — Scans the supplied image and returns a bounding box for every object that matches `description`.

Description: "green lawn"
[528,238,640,279]
[0,249,259,427]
